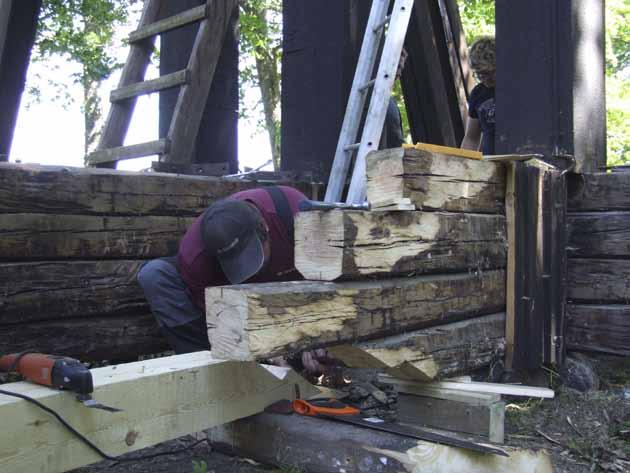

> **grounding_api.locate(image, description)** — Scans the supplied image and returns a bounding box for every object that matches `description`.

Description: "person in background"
[381,47,408,149]
[461,36,496,155]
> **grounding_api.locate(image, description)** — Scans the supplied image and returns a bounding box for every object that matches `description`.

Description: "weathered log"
[567,304,630,356]
[0,213,193,259]
[327,313,505,381]
[0,313,166,362]
[567,259,630,303]
[206,270,505,361]
[568,172,630,211]
[568,212,630,257]
[210,413,554,473]
[295,210,507,281]
[0,162,314,216]
[367,148,505,213]
[0,260,146,325]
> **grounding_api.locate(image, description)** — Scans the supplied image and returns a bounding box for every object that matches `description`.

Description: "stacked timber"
[566,172,630,356]
[208,148,508,380]
[0,162,314,361]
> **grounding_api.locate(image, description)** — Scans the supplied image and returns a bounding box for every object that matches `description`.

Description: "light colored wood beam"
[295,210,507,281]
[206,271,505,361]
[0,352,318,473]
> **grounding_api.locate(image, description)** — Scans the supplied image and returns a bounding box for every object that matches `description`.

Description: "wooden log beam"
[0,260,146,325]
[568,172,630,211]
[0,353,319,473]
[210,412,554,473]
[568,212,630,257]
[366,147,505,213]
[0,163,259,216]
[0,313,166,363]
[0,214,193,259]
[567,259,630,303]
[567,304,630,356]
[206,270,505,361]
[327,313,505,382]
[295,210,506,281]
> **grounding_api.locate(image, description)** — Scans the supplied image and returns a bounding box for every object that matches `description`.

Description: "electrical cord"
[0,388,208,463]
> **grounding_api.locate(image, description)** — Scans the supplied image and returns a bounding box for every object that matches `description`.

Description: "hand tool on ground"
[299,199,370,212]
[265,392,508,457]
[0,352,122,412]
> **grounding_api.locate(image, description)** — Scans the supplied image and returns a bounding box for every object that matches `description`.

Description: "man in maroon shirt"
[138,186,307,355]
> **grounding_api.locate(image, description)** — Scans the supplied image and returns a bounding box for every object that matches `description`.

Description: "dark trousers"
[137,258,210,354]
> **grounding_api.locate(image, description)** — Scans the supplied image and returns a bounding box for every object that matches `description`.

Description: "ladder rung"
[359,79,377,92]
[86,139,170,165]
[344,143,360,152]
[129,4,207,43]
[110,70,190,103]
[373,15,392,33]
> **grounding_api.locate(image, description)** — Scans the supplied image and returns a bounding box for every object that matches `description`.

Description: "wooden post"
[0,0,42,161]
[495,0,606,171]
[159,0,238,173]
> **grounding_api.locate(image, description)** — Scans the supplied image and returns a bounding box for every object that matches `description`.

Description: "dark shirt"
[177,186,307,309]
[468,83,495,154]
[380,97,405,149]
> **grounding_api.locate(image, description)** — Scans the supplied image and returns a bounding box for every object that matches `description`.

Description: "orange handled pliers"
[292,398,360,417]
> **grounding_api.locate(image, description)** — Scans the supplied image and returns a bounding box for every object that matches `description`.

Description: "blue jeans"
[137,258,210,354]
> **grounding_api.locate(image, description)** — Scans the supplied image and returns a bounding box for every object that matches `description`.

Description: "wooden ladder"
[86,0,237,168]
[324,0,413,204]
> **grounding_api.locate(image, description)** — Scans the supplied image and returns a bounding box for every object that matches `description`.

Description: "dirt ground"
[68,353,630,473]
[3,353,627,473]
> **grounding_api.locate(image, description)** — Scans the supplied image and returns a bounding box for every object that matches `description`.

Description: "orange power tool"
[0,353,121,412]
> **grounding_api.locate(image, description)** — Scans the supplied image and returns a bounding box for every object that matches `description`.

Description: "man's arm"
[461,117,482,151]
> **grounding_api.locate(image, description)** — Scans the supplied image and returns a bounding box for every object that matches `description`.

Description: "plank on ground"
[0,213,193,259]
[568,211,630,257]
[206,270,505,361]
[295,210,506,281]
[0,162,258,215]
[567,304,630,356]
[0,313,166,363]
[567,172,630,211]
[366,148,505,213]
[327,313,505,382]
[0,353,318,473]
[209,412,554,473]
[0,260,146,325]
[567,259,630,303]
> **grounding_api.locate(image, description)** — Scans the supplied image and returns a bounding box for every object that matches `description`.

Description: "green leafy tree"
[239,0,282,170]
[31,0,139,157]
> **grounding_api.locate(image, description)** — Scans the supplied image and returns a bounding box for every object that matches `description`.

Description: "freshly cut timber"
[0,213,193,259]
[366,148,505,213]
[206,270,505,361]
[295,210,506,281]
[328,313,505,381]
[0,353,318,473]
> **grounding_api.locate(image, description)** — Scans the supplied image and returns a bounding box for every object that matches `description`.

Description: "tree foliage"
[32,0,138,155]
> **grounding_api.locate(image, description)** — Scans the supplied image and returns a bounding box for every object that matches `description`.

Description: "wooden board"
[398,393,505,443]
[295,210,507,281]
[0,313,166,362]
[0,353,319,473]
[327,313,505,381]
[0,260,146,325]
[568,172,630,211]
[210,412,554,473]
[0,213,193,259]
[566,304,630,356]
[568,212,630,257]
[0,162,258,216]
[206,270,505,361]
[367,148,505,213]
[567,259,630,303]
